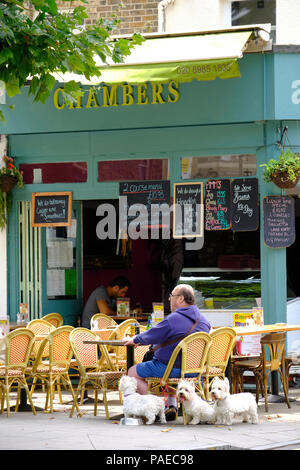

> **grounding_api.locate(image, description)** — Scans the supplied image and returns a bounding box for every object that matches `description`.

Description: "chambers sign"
[53,80,180,110]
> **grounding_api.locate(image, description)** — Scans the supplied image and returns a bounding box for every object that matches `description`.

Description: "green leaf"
[5,78,20,97]
[0,109,6,124]
[0,48,13,65]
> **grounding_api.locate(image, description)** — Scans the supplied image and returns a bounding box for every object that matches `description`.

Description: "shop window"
[46,212,78,299]
[83,200,132,270]
[19,162,87,184]
[98,159,169,182]
[181,154,256,179]
[231,1,276,31]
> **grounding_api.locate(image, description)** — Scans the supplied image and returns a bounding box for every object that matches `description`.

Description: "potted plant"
[260,149,300,189]
[0,156,24,229]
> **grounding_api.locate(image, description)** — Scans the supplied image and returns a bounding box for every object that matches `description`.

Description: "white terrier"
[118,376,167,425]
[210,377,258,426]
[176,379,215,425]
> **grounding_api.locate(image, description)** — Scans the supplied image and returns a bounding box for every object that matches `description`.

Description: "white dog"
[176,379,215,425]
[210,377,258,426]
[118,376,167,425]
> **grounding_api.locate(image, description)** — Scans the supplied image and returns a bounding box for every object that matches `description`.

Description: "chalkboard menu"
[231,178,259,231]
[173,182,203,238]
[263,196,295,248]
[205,179,231,230]
[32,192,72,227]
[119,180,170,229]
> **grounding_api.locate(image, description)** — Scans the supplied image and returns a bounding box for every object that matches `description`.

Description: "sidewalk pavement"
[1,387,300,451]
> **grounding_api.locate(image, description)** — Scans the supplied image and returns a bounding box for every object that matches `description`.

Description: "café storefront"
[1,25,299,329]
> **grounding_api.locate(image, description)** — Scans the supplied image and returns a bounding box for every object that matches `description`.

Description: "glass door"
[41,201,82,326]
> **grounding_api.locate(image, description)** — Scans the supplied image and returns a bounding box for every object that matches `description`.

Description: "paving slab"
[0,388,300,451]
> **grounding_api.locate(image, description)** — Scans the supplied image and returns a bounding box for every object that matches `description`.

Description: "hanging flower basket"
[0,174,18,193]
[0,156,24,230]
[260,149,300,189]
[270,171,300,189]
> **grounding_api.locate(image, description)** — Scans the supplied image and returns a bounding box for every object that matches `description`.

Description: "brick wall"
[59,0,161,35]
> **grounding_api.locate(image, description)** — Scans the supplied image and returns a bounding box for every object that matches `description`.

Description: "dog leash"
[160,379,170,407]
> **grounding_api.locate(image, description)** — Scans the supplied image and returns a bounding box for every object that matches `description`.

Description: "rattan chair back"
[91,313,117,330]
[2,327,35,370]
[0,328,36,415]
[69,328,124,419]
[122,325,148,364]
[29,326,76,413]
[32,326,74,373]
[109,319,136,340]
[42,313,63,328]
[27,319,55,357]
[203,327,236,399]
[69,328,101,375]
[146,331,212,402]
[261,332,286,370]
[108,319,138,366]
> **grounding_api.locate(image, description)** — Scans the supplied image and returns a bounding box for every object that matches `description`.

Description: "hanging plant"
[260,149,300,189]
[0,156,24,229]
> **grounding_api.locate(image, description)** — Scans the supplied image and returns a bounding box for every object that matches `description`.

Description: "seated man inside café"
[81,276,131,328]
[124,283,211,421]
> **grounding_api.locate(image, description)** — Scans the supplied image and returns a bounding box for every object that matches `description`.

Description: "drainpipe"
[158,0,175,32]
[0,134,8,317]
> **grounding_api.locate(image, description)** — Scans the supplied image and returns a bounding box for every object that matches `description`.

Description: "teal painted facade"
[2,52,300,326]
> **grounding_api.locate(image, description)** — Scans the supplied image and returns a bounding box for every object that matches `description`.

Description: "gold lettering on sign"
[102,85,118,107]
[122,84,134,106]
[137,84,149,105]
[168,81,180,103]
[86,87,99,108]
[151,83,165,104]
[53,81,181,110]
[53,88,65,110]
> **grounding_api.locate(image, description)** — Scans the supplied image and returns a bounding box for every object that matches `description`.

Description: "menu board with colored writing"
[263,195,295,248]
[205,179,231,230]
[230,178,259,231]
[173,182,204,238]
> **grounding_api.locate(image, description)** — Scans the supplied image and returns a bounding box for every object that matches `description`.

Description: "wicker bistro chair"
[69,328,124,419]
[107,319,139,370]
[202,327,237,400]
[26,319,55,359]
[123,325,148,365]
[42,313,63,328]
[28,326,79,413]
[0,328,36,416]
[90,313,117,330]
[231,332,291,412]
[146,332,212,424]
[26,319,56,394]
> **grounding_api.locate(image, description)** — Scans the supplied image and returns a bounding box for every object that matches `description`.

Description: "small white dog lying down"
[118,376,166,425]
[176,379,215,425]
[210,377,258,426]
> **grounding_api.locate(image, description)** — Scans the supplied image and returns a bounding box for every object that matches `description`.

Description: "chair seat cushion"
[206,366,223,376]
[0,368,23,377]
[146,377,197,384]
[33,366,68,374]
[86,371,123,379]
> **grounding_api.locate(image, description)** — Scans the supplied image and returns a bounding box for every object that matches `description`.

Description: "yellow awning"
[54,28,267,85]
